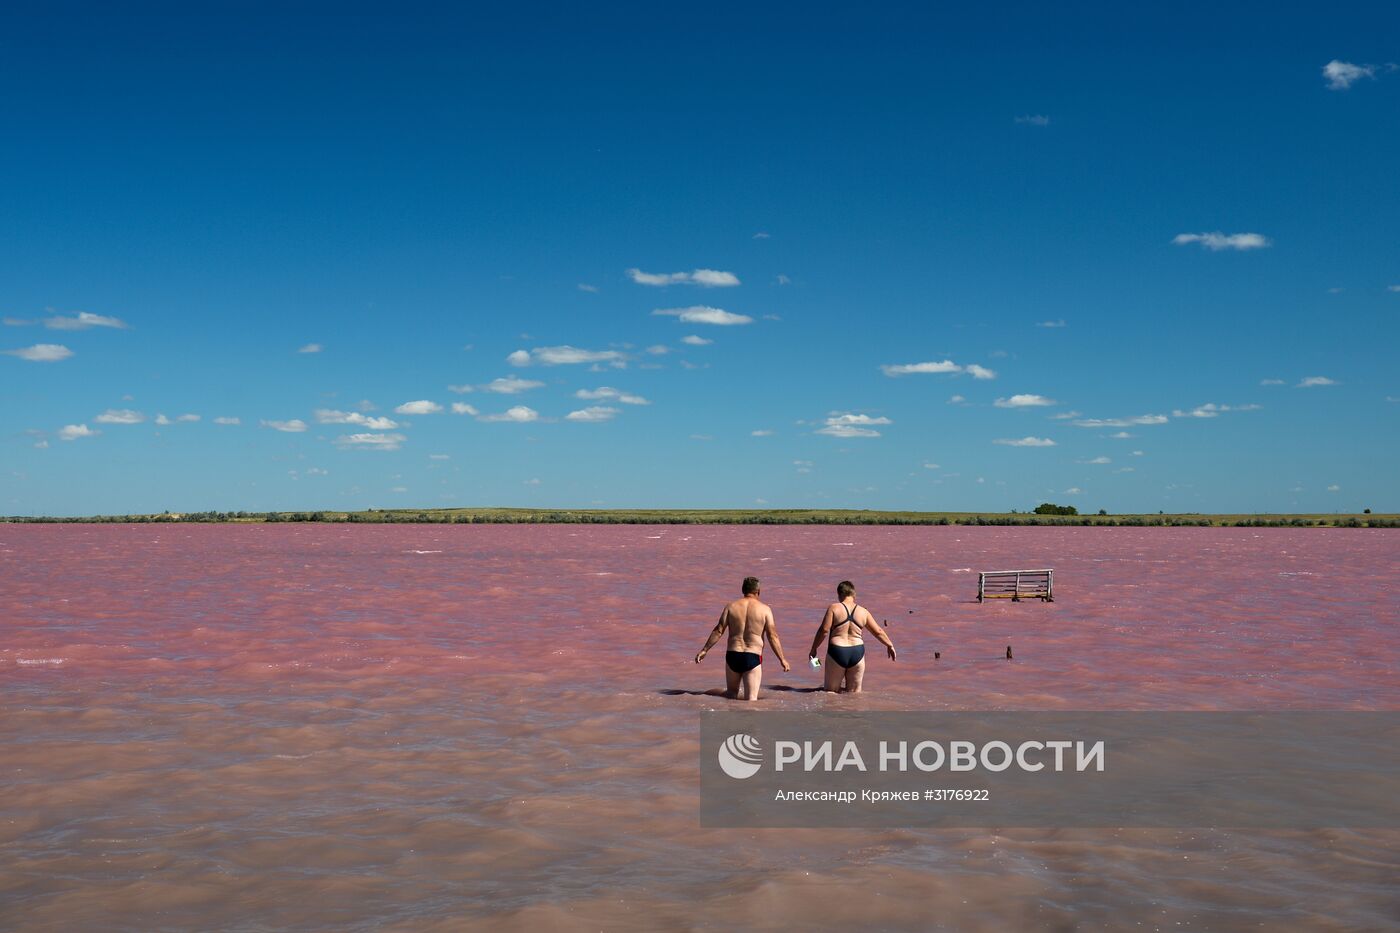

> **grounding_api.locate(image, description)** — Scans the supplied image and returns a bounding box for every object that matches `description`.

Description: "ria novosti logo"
[717,733,763,779]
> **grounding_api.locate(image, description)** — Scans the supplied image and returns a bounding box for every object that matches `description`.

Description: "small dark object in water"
[1006,645,1013,660]
[934,651,941,659]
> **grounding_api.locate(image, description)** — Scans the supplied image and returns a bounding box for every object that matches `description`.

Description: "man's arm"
[765,613,791,672]
[695,609,728,663]
[864,615,897,660]
[809,605,835,659]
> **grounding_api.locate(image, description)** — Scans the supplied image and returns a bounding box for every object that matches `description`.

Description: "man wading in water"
[694,576,791,701]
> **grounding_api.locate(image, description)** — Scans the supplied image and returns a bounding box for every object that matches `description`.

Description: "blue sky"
[2,2,1397,516]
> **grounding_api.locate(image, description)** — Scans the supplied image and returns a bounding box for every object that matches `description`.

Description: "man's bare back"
[695,577,790,701]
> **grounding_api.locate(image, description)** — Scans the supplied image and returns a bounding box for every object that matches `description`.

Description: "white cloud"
[1172,232,1271,251]
[994,436,1056,447]
[681,335,713,346]
[1260,378,1285,386]
[948,394,966,404]
[44,311,129,330]
[1063,487,1083,495]
[447,384,474,393]
[816,412,891,438]
[995,394,1057,408]
[1050,411,1083,420]
[1072,414,1168,428]
[335,432,406,450]
[1109,431,1134,439]
[923,462,940,469]
[394,400,443,414]
[524,477,541,485]
[95,409,145,424]
[1078,456,1111,464]
[881,359,996,379]
[450,402,479,416]
[652,306,753,326]
[58,423,97,441]
[4,343,73,362]
[480,406,539,423]
[1172,402,1261,418]
[1297,376,1337,388]
[628,268,741,287]
[577,283,599,293]
[1132,450,1144,456]
[155,414,172,426]
[645,345,670,355]
[1388,285,1400,293]
[565,406,619,422]
[1327,484,1340,492]
[297,343,323,354]
[1037,319,1066,328]
[1015,114,1051,126]
[509,345,627,366]
[794,459,813,473]
[751,429,773,436]
[753,232,770,239]
[174,413,200,423]
[776,274,792,285]
[484,376,545,394]
[575,387,649,405]
[213,416,241,425]
[261,419,308,433]
[1322,60,1375,90]
[316,409,399,429]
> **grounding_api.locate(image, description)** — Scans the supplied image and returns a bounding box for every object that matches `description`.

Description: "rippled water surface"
[2,524,1397,930]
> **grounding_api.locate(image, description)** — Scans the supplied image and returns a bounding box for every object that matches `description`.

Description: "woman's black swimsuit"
[725,650,763,674]
[827,603,866,669]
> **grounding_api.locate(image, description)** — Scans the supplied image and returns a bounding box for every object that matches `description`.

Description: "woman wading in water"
[808,580,896,693]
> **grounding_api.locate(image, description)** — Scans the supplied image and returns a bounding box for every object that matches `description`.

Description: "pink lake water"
[2,524,1397,930]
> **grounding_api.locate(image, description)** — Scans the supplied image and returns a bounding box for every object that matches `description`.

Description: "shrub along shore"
[4,508,1396,527]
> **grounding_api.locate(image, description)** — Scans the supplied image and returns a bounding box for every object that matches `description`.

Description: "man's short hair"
[837,580,855,599]
[742,576,761,595]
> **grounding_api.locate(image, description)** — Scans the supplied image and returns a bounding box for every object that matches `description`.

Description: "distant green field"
[5,508,1397,527]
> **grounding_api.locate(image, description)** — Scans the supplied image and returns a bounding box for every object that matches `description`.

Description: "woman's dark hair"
[837,580,855,599]
[742,576,761,595]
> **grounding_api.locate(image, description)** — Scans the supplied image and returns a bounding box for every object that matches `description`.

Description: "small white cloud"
[297,343,323,354]
[58,423,98,441]
[577,283,600,293]
[1036,319,1066,328]
[34,439,49,448]
[575,387,649,405]
[1072,414,1168,428]
[447,384,474,394]
[794,459,813,473]
[1172,402,1261,418]
[1297,376,1337,388]
[751,429,773,436]
[1322,60,1376,90]
[1063,487,1082,495]
[681,335,713,346]
[44,311,129,330]
[1327,484,1340,492]
[1109,431,1134,439]
[4,343,73,362]
[628,268,741,287]
[923,462,940,469]
[484,376,545,394]
[174,413,199,423]
[1132,450,1145,456]
[510,346,627,366]
[335,432,406,451]
[1172,232,1271,251]
[1049,411,1082,420]
[261,419,308,432]
[316,409,399,429]
[994,436,1056,447]
[1015,114,1051,126]
[480,406,539,423]
[394,400,444,415]
[645,345,670,355]
[213,416,241,425]
[1388,285,1400,293]
[1260,378,1285,386]
[948,394,966,404]
[1078,456,1111,464]
[776,274,792,285]
[652,306,753,326]
[881,359,995,379]
[816,412,891,438]
[752,232,771,239]
[450,402,479,416]
[994,394,1056,408]
[565,406,619,422]
[95,409,145,424]
[524,477,541,485]
[155,414,172,426]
